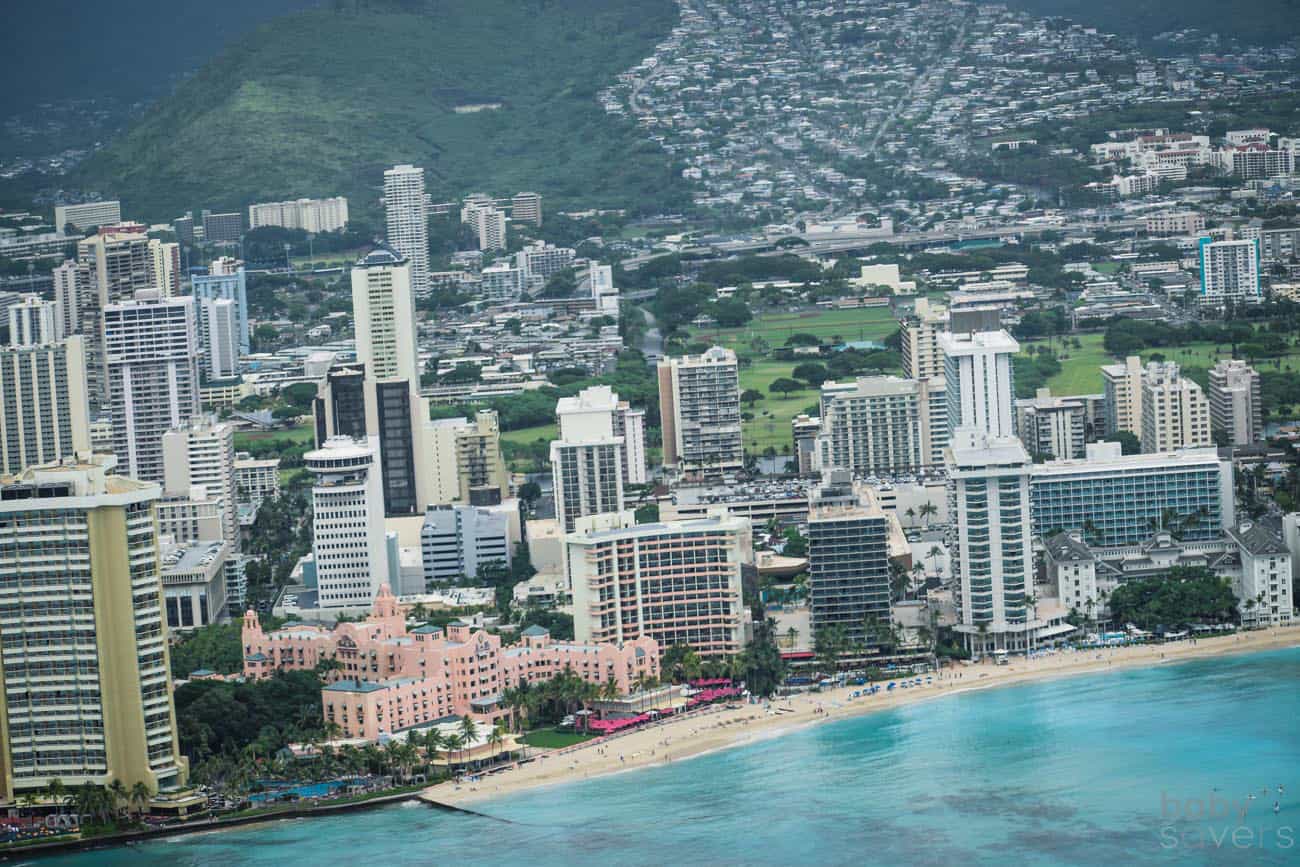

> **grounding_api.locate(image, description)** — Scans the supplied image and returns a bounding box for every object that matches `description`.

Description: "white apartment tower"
[940,329,1019,439]
[552,387,632,533]
[383,165,430,296]
[0,317,90,474]
[557,384,647,483]
[7,295,62,345]
[945,429,1036,654]
[1198,238,1261,307]
[204,298,240,380]
[1207,359,1262,446]
[657,346,744,474]
[306,437,391,608]
[815,376,929,476]
[162,416,243,605]
[1140,362,1212,453]
[103,291,200,483]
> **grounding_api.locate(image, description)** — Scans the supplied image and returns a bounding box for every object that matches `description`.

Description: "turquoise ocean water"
[45,647,1300,865]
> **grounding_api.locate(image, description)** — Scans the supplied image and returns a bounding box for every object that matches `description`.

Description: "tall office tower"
[940,329,1019,439]
[945,429,1035,654]
[568,510,751,657]
[553,388,630,525]
[1208,359,1262,446]
[191,257,249,356]
[1030,443,1234,547]
[163,416,243,605]
[428,411,509,505]
[0,333,90,474]
[1140,362,1212,453]
[147,238,181,297]
[815,376,926,476]
[477,207,507,251]
[383,164,430,296]
[52,259,92,339]
[1101,355,1144,439]
[312,362,367,444]
[658,346,744,475]
[306,437,391,608]
[203,298,240,380]
[103,291,200,482]
[350,244,435,515]
[247,196,349,233]
[6,295,61,345]
[806,470,891,646]
[511,191,542,226]
[1198,238,1261,307]
[1015,388,1088,460]
[0,457,189,801]
[54,199,122,232]
[899,298,949,380]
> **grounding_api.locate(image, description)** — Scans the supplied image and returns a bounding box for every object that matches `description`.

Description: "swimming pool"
[247,780,349,803]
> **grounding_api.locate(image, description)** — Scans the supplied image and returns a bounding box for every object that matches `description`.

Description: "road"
[637,307,664,363]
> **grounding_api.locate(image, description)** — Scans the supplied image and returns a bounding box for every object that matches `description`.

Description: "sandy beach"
[422,626,1300,807]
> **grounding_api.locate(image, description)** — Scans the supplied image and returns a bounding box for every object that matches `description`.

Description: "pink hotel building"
[241,586,659,740]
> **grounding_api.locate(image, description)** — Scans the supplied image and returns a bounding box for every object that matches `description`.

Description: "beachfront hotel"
[567,511,750,658]
[806,470,892,645]
[242,586,659,739]
[0,456,189,802]
[1029,442,1234,546]
[945,429,1037,653]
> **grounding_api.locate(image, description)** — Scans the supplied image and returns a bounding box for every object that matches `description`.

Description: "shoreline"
[422,626,1300,807]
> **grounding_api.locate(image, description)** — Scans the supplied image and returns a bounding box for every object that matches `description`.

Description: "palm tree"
[444,733,466,773]
[107,779,128,818]
[458,717,480,768]
[129,782,151,815]
[918,502,938,528]
[47,778,67,810]
[904,506,917,527]
[489,721,509,766]
[784,626,798,649]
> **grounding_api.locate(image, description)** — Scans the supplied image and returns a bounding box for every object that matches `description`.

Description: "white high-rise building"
[477,207,507,251]
[1140,362,1212,453]
[657,346,743,474]
[192,258,249,357]
[306,437,391,608]
[163,416,242,605]
[383,165,430,296]
[7,295,62,346]
[815,376,928,476]
[1198,238,1261,307]
[1015,389,1088,460]
[52,259,91,340]
[945,429,1036,654]
[247,196,349,233]
[940,329,1019,439]
[103,291,200,483]
[551,436,624,535]
[1208,359,1262,446]
[204,298,240,380]
[54,200,121,232]
[0,456,189,801]
[557,384,647,487]
[0,332,90,474]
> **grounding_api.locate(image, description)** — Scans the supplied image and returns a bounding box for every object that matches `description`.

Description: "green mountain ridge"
[72,0,689,222]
